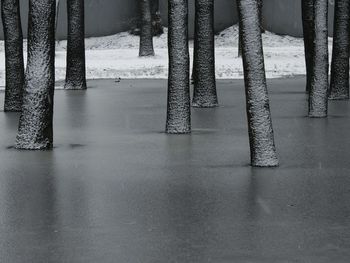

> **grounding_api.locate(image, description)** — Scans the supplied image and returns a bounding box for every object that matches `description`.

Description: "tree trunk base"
[308,112,327,118]
[251,156,279,167]
[165,127,191,134]
[328,94,349,100]
[64,82,87,90]
[15,138,52,150]
[139,50,155,57]
[192,100,218,108]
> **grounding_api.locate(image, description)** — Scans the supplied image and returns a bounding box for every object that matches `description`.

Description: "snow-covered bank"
[0,25,333,87]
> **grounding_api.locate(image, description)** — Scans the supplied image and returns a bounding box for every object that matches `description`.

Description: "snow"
[0,25,334,88]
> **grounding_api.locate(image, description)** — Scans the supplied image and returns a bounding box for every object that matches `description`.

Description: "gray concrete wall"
[0,0,335,40]
[160,0,335,38]
[263,0,334,37]
[0,0,138,40]
[159,0,239,38]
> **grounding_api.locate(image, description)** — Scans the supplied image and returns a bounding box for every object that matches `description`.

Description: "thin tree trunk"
[301,0,314,93]
[237,0,278,167]
[65,0,87,89]
[139,0,155,56]
[16,0,56,150]
[55,0,60,35]
[191,30,197,83]
[329,0,350,100]
[151,0,163,36]
[258,0,264,33]
[1,0,24,112]
[308,0,328,117]
[166,0,191,134]
[192,0,218,107]
[238,24,242,57]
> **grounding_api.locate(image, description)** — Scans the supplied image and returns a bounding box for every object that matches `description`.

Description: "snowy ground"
[0,25,333,88]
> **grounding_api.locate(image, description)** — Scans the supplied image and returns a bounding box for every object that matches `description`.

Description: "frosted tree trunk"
[65,0,87,89]
[139,0,155,56]
[1,0,24,112]
[237,0,279,167]
[301,0,314,93]
[192,0,218,108]
[329,0,350,100]
[238,0,263,57]
[151,0,163,36]
[15,0,56,150]
[166,0,191,134]
[308,0,328,117]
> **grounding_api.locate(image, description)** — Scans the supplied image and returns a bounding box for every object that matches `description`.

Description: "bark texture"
[238,0,263,57]
[139,0,155,56]
[302,0,314,93]
[308,0,328,117]
[237,0,279,167]
[192,0,218,108]
[258,0,265,33]
[166,0,191,134]
[238,24,242,57]
[65,0,87,89]
[15,0,56,150]
[329,0,350,100]
[1,0,24,112]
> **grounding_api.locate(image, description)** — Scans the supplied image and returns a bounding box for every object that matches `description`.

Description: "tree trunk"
[192,0,218,108]
[139,0,155,56]
[238,0,263,57]
[238,24,242,57]
[237,0,279,167]
[65,0,87,89]
[55,0,60,35]
[151,0,163,36]
[15,0,56,150]
[308,0,328,117]
[301,0,314,93]
[1,0,24,112]
[166,0,191,134]
[258,0,265,33]
[329,0,350,100]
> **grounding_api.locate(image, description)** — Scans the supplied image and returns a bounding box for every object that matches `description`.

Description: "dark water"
[0,78,349,262]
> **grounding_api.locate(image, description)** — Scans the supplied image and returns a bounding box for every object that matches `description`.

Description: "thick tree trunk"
[329,0,350,100]
[151,0,163,36]
[192,0,218,108]
[301,0,314,93]
[15,0,56,150]
[1,0,24,112]
[237,0,278,167]
[65,0,87,89]
[308,0,328,117]
[166,0,191,134]
[238,0,263,57]
[139,0,155,56]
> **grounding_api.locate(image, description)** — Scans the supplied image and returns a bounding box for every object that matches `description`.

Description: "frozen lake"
[0,78,349,262]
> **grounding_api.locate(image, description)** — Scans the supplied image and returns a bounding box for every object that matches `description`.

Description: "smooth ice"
[0,78,349,262]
